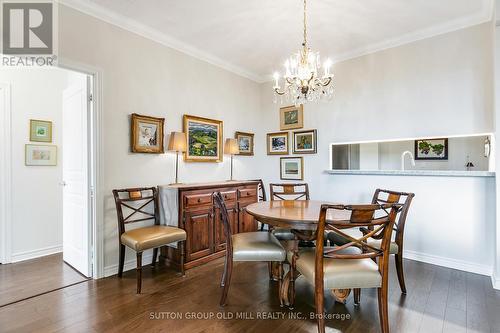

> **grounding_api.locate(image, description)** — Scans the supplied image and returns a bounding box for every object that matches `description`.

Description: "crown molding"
[58,0,493,84]
[57,0,266,83]
[332,0,493,64]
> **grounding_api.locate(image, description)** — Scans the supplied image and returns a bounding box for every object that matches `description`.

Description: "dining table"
[245,199,353,307]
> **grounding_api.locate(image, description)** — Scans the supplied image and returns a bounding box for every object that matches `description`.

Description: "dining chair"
[112,187,186,293]
[327,189,414,294]
[248,179,268,231]
[213,192,286,306]
[269,183,310,241]
[290,203,401,333]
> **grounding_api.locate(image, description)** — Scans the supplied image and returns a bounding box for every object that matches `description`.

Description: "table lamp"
[168,132,187,184]
[224,138,239,181]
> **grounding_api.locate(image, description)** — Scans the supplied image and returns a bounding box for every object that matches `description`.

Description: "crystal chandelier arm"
[319,77,332,87]
[274,87,286,95]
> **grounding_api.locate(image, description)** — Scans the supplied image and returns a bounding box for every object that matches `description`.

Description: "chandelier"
[273,0,334,105]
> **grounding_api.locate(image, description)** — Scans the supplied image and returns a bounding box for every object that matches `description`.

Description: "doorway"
[0,66,95,306]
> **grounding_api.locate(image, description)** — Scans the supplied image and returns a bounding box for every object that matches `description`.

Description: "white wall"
[257,22,496,275]
[0,68,68,261]
[57,5,263,274]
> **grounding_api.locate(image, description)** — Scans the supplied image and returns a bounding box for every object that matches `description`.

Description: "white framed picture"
[280,157,303,180]
[25,144,57,166]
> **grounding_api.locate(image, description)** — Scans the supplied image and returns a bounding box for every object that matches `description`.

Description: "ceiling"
[63,0,493,82]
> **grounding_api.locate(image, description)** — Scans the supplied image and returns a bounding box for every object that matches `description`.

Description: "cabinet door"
[238,203,258,233]
[184,209,213,261]
[214,204,238,252]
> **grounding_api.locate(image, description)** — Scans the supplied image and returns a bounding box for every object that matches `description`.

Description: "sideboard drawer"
[238,188,257,199]
[184,193,213,207]
[220,190,237,202]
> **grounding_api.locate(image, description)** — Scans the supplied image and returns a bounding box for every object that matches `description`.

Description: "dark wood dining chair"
[290,203,401,333]
[249,179,268,231]
[112,187,186,293]
[213,192,286,306]
[269,183,310,241]
[327,189,414,294]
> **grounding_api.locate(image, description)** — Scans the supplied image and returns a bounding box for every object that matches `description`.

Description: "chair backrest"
[250,179,267,202]
[112,187,159,235]
[371,189,415,246]
[269,183,310,201]
[213,192,233,252]
[314,203,401,292]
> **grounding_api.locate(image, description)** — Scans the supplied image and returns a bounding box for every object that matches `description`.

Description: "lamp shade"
[224,138,239,155]
[167,132,187,152]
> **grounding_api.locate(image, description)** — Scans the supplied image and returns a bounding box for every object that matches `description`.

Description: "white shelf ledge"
[325,170,495,178]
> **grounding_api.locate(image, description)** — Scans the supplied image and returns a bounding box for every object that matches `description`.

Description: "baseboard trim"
[492,272,500,290]
[403,249,492,276]
[103,252,153,278]
[11,245,62,263]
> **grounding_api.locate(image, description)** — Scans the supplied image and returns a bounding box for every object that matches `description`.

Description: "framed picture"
[131,113,165,154]
[280,157,304,180]
[25,144,57,166]
[30,119,52,142]
[280,105,303,130]
[235,131,254,156]
[267,132,289,155]
[293,129,317,154]
[183,115,223,162]
[414,138,448,160]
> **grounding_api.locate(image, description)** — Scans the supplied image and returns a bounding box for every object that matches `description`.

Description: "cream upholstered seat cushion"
[288,247,382,290]
[121,225,186,252]
[232,232,286,262]
[328,229,399,255]
[272,227,296,241]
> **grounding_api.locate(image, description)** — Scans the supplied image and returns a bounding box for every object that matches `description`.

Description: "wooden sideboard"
[159,180,259,270]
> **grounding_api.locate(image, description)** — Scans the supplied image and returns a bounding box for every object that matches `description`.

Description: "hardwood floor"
[0,256,499,333]
[0,253,89,307]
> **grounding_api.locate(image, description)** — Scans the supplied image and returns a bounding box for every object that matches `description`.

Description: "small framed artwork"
[414,138,448,160]
[30,119,52,142]
[293,129,317,154]
[267,132,289,155]
[280,105,303,130]
[235,131,254,156]
[25,144,57,166]
[131,113,165,154]
[280,157,304,180]
[183,115,223,162]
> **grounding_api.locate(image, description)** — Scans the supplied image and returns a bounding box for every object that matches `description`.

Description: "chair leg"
[220,258,233,306]
[118,244,125,278]
[315,287,325,333]
[278,262,284,307]
[377,287,389,333]
[289,258,296,309]
[179,241,186,277]
[354,288,361,306]
[395,253,407,294]
[221,252,228,287]
[268,262,274,281]
[151,248,158,266]
[136,252,143,294]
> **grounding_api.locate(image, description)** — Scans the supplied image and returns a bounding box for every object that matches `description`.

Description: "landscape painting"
[183,115,223,162]
[267,132,289,155]
[280,105,303,130]
[414,138,448,160]
[25,144,57,166]
[235,131,254,156]
[30,119,52,143]
[280,157,303,180]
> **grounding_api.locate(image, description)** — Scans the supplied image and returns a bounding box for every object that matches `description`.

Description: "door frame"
[59,58,104,279]
[0,82,12,264]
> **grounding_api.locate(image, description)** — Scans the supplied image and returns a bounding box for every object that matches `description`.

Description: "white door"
[62,77,91,277]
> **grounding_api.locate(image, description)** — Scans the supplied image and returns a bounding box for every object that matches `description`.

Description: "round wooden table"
[246,200,353,306]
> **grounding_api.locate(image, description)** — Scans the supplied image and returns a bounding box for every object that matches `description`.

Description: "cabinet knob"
[197,198,202,203]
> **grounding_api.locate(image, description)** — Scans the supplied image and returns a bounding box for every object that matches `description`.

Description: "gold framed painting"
[293,129,317,154]
[280,157,304,180]
[235,131,254,156]
[131,113,165,154]
[267,132,289,155]
[280,105,303,130]
[183,115,223,162]
[25,144,57,166]
[30,119,52,142]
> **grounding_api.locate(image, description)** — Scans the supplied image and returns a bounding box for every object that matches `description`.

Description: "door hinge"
[90,186,95,198]
[88,93,93,102]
